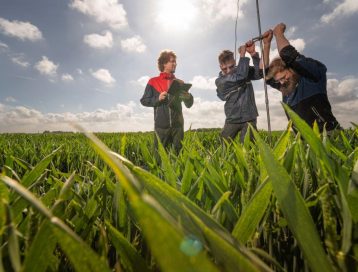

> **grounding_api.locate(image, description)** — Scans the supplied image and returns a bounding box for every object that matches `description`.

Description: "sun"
[156,0,198,31]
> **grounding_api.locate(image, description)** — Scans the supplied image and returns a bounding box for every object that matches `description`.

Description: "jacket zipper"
[169,99,172,127]
[311,106,326,123]
[167,80,172,128]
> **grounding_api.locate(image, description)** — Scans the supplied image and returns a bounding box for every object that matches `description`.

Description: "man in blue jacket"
[140,50,193,154]
[216,30,272,143]
[266,23,340,131]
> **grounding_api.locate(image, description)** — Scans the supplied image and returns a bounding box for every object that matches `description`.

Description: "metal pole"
[234,0,240,61]
[255,0,272,139]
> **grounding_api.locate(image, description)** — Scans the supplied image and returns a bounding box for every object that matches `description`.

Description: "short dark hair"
[158,50,176,72]
[218,50,234,64]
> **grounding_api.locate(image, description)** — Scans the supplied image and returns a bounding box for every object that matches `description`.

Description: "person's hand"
[245,40,256,56]
[262,29,273,45]
[239,45,246,57]
[273,23,286,36]
[159,91,168,101]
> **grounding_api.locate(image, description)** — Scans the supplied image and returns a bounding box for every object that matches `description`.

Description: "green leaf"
[1,174,111,272]
[6,205,21,272]
[232,127,292,243]
[78,129,220,271]
[184,206,271,272]
[283,104,355,251]
[53,225,111,272]
[131,193,220,272]
[232,180,272,243]
[0,182,9,236]
[57,171,76,201]
[282,104,334,176]
[106,222,149,272]
[348,159,358,199]
[252,126,333,272]
[21,147,61,188]
[22,220,58,272]
[181,159,194,194]
[128,165,230,242]
[156,134,177,187]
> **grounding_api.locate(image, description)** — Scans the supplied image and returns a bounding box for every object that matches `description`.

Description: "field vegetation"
[0,107,357,271]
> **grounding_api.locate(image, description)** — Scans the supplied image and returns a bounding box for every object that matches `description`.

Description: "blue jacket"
[279,45,328,106]
[215,54,261,124]
[268,45,340,131]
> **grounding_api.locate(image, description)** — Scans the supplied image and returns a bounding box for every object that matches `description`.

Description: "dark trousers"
[154,126,184,155]
[221,119,257,143]
[291,94,341,131]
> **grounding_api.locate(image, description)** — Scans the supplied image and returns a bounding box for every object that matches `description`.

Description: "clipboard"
[168,79,192,97]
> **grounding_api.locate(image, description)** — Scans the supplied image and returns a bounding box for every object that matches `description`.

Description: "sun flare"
[156,0,198,31]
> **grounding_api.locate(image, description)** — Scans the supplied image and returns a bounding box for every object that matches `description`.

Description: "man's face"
[220,59,236,75]
[274,69,299,96]
[274,69,291,84]
[163,56,177,73]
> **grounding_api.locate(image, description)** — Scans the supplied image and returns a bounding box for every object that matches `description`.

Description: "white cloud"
[183,97,224,128]
[1,87,357,133]
[11,55,30,67]
[0,17,42,41]
[61,73,74,82]
[120,35,146,53]
[290,39,305,52]
[91,68,116,86]
[326,77,358,127]
[77,68,83,75]
[5,96,16,103]
[199,0,248,22]
[321,0,358,23]
[255,88,288,131]
[83,30,113,48]
[327,77,358,102]
[286,26,297,37]
[155,0,198,31]
[0,41,8,50]
[1,106,44,126]
[136,76,150,87]
[190,76,216,90]
[69,0,128,30]
[269,38,305,60]
[0,102,153,133]
[34,56,58,76]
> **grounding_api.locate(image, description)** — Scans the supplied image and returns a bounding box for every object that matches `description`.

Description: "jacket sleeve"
[280,45,326,82]
[266,78,281,90]
[216,57,250,101]
[247,53,262,80]
[183,93,194,108]
[140,84,163,107]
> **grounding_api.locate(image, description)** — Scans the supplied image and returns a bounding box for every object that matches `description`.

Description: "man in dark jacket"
[140,50,193,154]
[266,23,340,132]
[216,30,272,143]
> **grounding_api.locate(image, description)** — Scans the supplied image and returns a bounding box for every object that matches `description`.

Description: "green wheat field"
[0,107,357,271]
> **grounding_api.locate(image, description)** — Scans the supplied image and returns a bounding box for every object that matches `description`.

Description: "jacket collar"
[159,72,175,80]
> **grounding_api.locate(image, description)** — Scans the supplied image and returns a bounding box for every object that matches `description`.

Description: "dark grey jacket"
[216,54,261,124]
[140,73,194,129]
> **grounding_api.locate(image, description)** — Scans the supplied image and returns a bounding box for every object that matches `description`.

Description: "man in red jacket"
[140,50,194,154]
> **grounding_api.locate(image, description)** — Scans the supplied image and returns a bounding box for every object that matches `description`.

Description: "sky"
[0,0,357,133]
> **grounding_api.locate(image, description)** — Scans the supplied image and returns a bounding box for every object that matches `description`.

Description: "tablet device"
[168,80,192,96]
